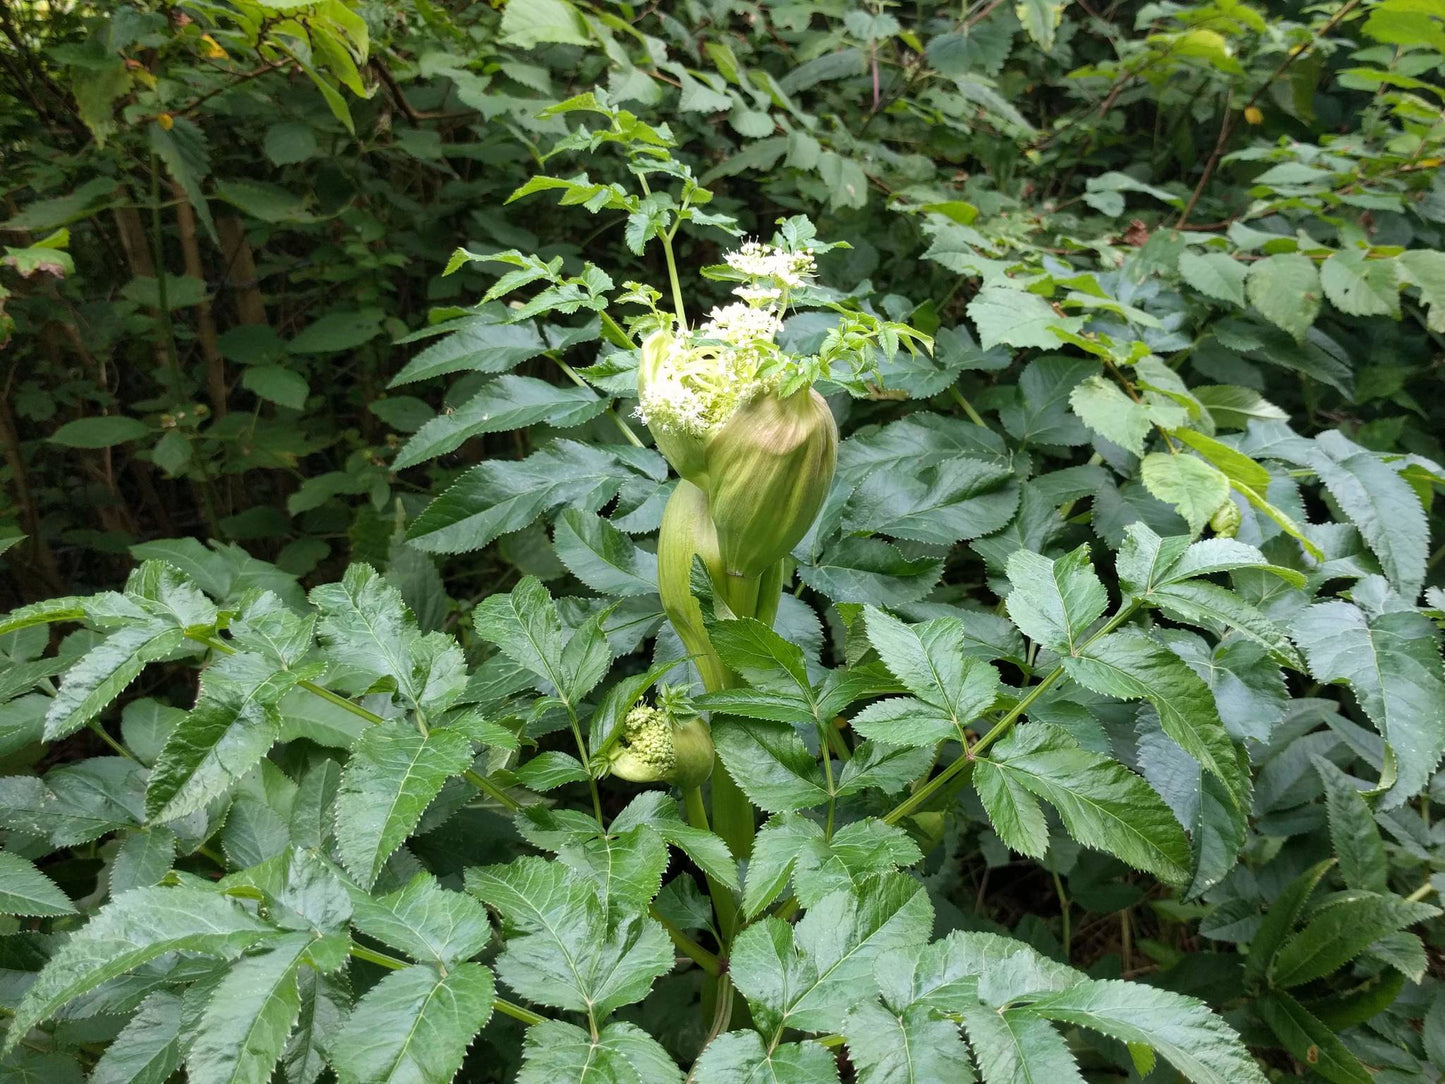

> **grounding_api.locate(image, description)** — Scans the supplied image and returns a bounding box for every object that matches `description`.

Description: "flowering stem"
[661,225,688,329]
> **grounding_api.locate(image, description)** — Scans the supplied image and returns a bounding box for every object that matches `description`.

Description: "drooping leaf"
[1256,992,1371,1084]
[1291,598,1445,808]
[1307,430,1427,596]
[1019,979,1270,1084]
[976,724,1191,882]
[394,376,607,469]
[187,933,310,1084]
[1269,893,1438,988]
[44,622,188,741]
[1312,757,1388,893]
[553,509,658,597]
[1064,630,1248,807]
[146,651,297,822]
[88,990,185,1084]
[4,886,275,1054]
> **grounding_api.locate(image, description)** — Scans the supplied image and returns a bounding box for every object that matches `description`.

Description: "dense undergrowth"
[1,0,1444,1081]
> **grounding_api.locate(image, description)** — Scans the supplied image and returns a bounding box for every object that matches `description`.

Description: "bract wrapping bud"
[1209,498,1241,538]
[658,480,724,649]
[705,388,837,579]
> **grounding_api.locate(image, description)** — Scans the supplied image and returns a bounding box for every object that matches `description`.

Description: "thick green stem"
[683,784,739,942]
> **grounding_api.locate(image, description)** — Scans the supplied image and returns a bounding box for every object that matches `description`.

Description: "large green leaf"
[88,991,184,1084]
[517,1019,683,1083]
[1064,630,1248,806]
[843,456,1019,544]
[187,933,311,1084]
[1291,597,1445,807]
[963,1008,1084,1084]
[406,441,635,555]
[744,814,921,918]
[465,856,672,1018]
[4,886,275,1054]
[1269,893,1438,988]
[1020,979,1270,1084]
[729,874,934,1035]
[552,509,658,597]
[1246,252,1321,339]
[691,1031,840,1083]
[1256,992,1371,1084]
[975,724,1191,882]
[44,622,188,741]
[145,651,297,822]
[0,850,74,916]
[712,717,830,812]
[1312,756,1388,893]
[331,962,495,1084]
[394,375,607,469]
[349,872,492,968]
[1307,430,1428,596]
[844,1001,975,1084]
[334,722,474,889]
[1004,545,1107,656]
[856,608,1000,746]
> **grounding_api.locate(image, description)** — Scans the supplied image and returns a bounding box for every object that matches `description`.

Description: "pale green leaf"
[1140,453,1229,535]
[1004,544,1107,656]
[517,1019,684,1083]
[1246,253,1321,339]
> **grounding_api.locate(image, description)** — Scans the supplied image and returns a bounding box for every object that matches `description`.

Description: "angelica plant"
[4,74,1443,1084]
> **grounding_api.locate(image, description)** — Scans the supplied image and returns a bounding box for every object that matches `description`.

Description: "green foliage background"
[1,0,1444,1081]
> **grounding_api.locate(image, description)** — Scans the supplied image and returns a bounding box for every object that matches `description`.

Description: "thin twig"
[1178,0,1365,226]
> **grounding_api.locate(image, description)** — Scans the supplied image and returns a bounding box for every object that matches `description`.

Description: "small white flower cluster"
[699,302,783,345]
[635,324,775,437]
[724,241,816,289]
[636,241,813,438]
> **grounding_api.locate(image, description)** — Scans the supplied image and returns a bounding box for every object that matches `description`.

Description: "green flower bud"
[1209,498,1241,538]
[705,388,837,579]
[607,699,713,789]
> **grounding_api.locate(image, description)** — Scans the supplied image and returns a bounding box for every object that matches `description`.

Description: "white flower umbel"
[636,313,783,439]
[723,241,816,289]
[635,241,814,449]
